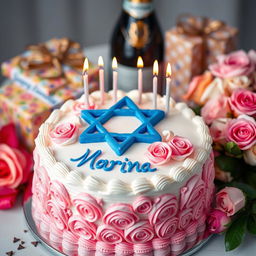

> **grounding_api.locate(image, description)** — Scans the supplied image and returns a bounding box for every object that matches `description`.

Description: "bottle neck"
[123,0,154,19]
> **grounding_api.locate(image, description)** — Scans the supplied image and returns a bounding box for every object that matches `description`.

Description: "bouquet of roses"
[185,50,256,251]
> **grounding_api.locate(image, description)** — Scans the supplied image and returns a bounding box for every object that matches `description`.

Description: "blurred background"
[0,0,255,81]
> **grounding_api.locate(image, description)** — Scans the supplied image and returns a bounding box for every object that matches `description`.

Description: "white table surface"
[1,44,255,256]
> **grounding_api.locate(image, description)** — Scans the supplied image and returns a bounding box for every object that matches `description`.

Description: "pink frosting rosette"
[229,89,256,117]
[154,217,178,239]
[216,187,246,216]
[201,151,215,187]
[73,193,103,222]
[115,242,134,255]
[192,197,206,220]
[50,122,79,146]
[209,50,256,78]
[103,203,139,230]
[124,221,154,244]
[68,215,97,240]
[146,142,172,165]
[149,194,178,225]
[47,199,72,231]
[49,180,71,209]
[226,115,256,150]
[178,208,193,230]
[73,101,97,115]
[180,175,205,210]
[132,196,153,215]
[96,224,123,244]
[169,136,194,161]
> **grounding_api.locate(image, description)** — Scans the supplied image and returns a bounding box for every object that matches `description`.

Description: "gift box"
[165,15,238,100]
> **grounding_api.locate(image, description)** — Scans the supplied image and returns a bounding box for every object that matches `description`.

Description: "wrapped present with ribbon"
[165,14,238,100]
[2,37,98,95]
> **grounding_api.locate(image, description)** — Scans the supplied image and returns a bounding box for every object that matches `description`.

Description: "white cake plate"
[23,198,212,256]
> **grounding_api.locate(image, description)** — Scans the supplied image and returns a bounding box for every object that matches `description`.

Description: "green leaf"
[230,181,256,200]
[225,214,248,251]
[215,155,243,179]
[224,142,242,156]
[247,215,256,235]
[192,105,202,116]
[252,202,256,214]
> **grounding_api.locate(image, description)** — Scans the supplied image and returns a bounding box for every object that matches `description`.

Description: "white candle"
[98,56,105,105]
[137,56,143,105]
[153,60,159,109]
[112,57,118,103]
[165,63,172,114]
[83,58,90,108]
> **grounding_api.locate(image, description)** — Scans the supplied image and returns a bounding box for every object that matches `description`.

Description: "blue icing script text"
[70,148,157,173]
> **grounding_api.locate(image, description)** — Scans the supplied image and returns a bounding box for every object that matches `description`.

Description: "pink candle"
[165,63,172,114]
[98,56,105,105]
[153,60,158,109]
[137,56,143,105]
[83,58,90,108]
[112,57,118,103]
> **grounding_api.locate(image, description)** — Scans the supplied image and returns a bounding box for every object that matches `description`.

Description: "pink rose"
[226,116,256,150]
[73,193,102,222]
[169,136,194,161]
[103,203,139,230]
[146,142,172,165]
[96,224,123,244]
[149,194,178,225]
[180,175,205,210]
[154,217,178,239]
[216,187,246,216]
[68,215,97,240]
[201,96,231,125]
[47,199,72,230]
[178,208,193,230]
[207,209,231,233]
[209,118,230,143]
[132,196,152,214]
[229,89,256,117]
[0,187,18,209]
[209,50,256,78]
[50,122,79,145]
[124,221,154,243]
[49,180,71,209]
[73,101,97,116]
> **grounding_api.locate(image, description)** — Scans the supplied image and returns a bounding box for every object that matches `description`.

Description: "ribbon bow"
[19,38,84,79]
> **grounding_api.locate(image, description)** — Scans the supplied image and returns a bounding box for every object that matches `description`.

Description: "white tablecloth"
[1,44,255,256]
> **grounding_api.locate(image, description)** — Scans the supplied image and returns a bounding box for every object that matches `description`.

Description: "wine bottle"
[110,0,164,93]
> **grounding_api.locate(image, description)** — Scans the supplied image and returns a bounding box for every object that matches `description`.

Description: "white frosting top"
[35,90,212,199]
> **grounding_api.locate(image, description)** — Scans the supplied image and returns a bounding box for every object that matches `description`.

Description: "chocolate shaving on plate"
[6,251,14,256]
[13,237,20,243]
[31,241,40,247]
[17,244,25,250]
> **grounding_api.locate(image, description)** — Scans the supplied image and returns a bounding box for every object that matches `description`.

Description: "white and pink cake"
[32,89,215,256]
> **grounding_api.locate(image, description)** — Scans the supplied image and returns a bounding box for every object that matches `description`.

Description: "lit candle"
[165,63,172,114]
[83,58,90,108]
[98,56,105,105]
[153,60,159,109]
[112,57,118,103]
[137,56,144,105]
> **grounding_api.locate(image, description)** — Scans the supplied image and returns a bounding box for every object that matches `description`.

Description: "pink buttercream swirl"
[178,208,193,230]
[149,194,178,225]
[229,89,256,117]
[154,217,178,239]
[50,122,79,145]
[49,180,71,209]
[96,224,123,244]
[132,196,153,214]
[124,221,154,243]
[73,101,97,116]
[169,136,194,161]
[103,203,139,230]
[115,242,134,255]
[68,215,97,240]
[73,192,103,222]
[192,196,206,220]
[146,142,172,165]
[201,151,215,187]
[180,175,205,210]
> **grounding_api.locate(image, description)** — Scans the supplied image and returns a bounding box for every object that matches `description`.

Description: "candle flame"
[166,63,172,77]
[98,56,104,67]
[83,58,89,74]
[153,60,159,76]
[137,56,144,68]
[112,57,118,70]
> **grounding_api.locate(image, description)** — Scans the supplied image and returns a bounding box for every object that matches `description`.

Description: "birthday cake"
[32,89,215,256]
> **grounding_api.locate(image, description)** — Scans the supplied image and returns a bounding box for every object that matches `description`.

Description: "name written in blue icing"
[70,148,157,173]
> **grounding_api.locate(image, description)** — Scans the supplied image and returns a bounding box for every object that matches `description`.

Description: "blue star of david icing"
[79,96,165,156]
